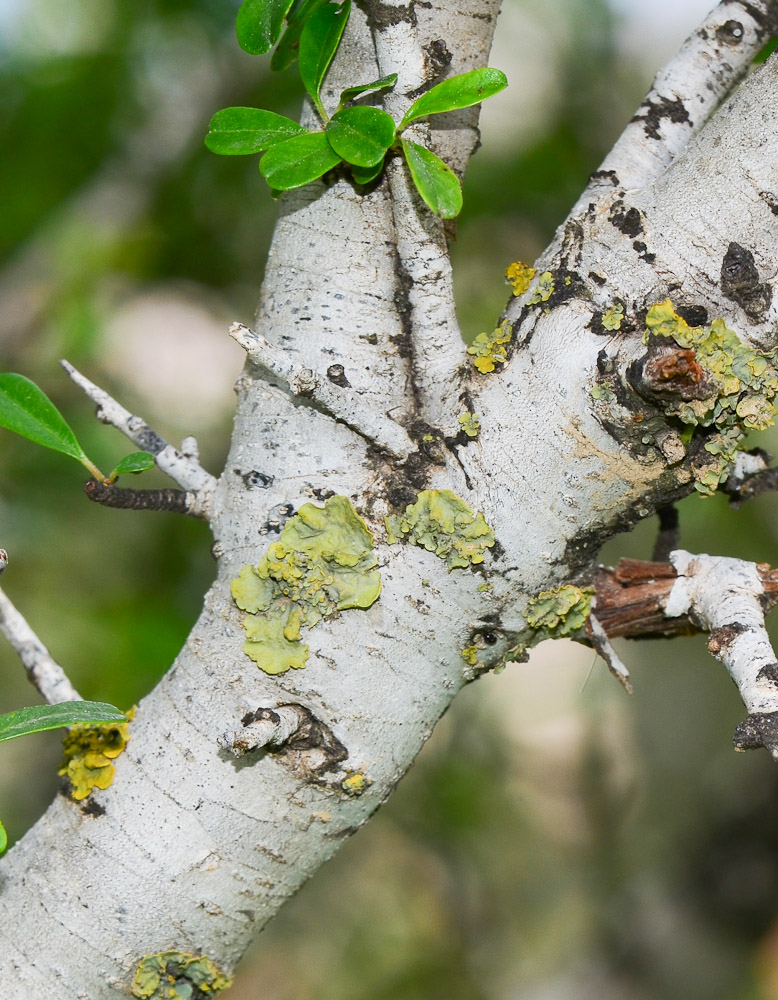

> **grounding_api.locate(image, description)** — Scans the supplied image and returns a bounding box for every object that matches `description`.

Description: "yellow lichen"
[602,303,624,330]
[505,260,537,296]
[526,585,593,639]
[644,299,778,494]
[232,496,381,675]
[342,771,368,796]
[458,411,481,438]
[59,707,135,801]
[528,271,554,305]
[467,322,512,374]
[385,489,495,570]
[461,645,479,666]
[132,951,232,999]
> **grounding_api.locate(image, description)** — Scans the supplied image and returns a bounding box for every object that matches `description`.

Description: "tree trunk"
[2,1,778,995]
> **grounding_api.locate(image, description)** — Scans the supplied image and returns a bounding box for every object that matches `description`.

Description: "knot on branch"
[218,704,348,774]
[733,711,778,758]
[628,336,711,402]
[720,241,772,320]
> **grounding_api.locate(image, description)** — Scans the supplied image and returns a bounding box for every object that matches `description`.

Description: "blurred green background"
[3,0,778,997]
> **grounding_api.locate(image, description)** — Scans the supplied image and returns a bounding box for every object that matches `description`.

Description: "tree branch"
[60,360,218,501]
[575,0,778,204]
[0,582,81,704]
[229,322,415,459]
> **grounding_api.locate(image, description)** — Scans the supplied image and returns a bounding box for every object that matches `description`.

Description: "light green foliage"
[208,2,506,217]
[0,701,126,743]
[259,131,342,190]
[528,271,554,305]
[458,412,481,438]
[59,708,135,802]
[326,107,396,167]
[401,139,463,219]
[385,489,495,571]
[0,819,7,856]
[205,108,305,155]
[602,303,624,330]
[132,951,233,999]
[232,496,381,675]
[108,451,155,482]
[467,321,512,374]
[398,68,507,129]
[644,299,778,494]
[526,585,593,639]
[505,260,537,296]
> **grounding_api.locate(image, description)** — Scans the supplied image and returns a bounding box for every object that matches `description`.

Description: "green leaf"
[0,702,127,744]
[271,0,329,71]
[299,0,351,116]
[401,139,462,219]
[109,451,155,480]
[0,374,87,463]
[351,160,384,185]
[399,67,508,130]
[205,108,306,155]
[325,107,395,167]
[338,74,397,107]
[236,0,295,54]
[260,131,342,190]
[0,818,6,855]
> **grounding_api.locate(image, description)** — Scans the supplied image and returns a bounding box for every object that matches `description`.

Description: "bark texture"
[2,1,778,995]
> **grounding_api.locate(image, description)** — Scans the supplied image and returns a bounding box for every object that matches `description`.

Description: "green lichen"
[505,260,537,297]
[602,303,624,331]
[644,299,778,494]
[590,383,615,403]
[526,585,594,639]
[59,707,135,801]
[528,271,554,305]
[467,321,512,374]
[385,489,495,571]
[132,951,233,999]
[341,771,368,796]
[232,496,381,675]
[458,411,481,438]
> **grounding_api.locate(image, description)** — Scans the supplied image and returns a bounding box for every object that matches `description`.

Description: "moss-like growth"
[385,489,495,571]
[59,707,135,801]
[528,271,554,305]
[505,260,537,296]
[526,585,593,639]
[132,951,232,999]
[602,303,624,330]
[458,411,481,438]
[644,299,778,494]
[232,496,381,675]
[467,322,512,374]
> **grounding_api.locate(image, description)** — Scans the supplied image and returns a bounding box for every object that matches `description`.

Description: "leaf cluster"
[206,0,506,217]
[0,373,154,484]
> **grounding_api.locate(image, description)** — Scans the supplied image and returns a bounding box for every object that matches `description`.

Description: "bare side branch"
[0,582,81,704]
[575,0,778,205]
[61,360,217,501]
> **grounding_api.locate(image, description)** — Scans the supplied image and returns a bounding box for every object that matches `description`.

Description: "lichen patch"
[232,496,381,675]
[385,489,495,570]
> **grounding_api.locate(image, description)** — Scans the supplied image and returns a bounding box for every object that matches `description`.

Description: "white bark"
[2,1,778,995]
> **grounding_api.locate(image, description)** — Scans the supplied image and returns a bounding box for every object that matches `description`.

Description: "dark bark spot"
[79,799,106,818]
[675,304,708,327]
[589,169,619,186]
[733,711,778,754]
[609,202,644,237]
[326,363,350,387]
[589,271,606,285]
[721,241,773,319]
[759,190,778,216]
[716,19,745,44]
[423,39,452,78]
[632,240,656,264]
[236,468,274,489]
[707,622,749,654]
[758,663,778,686]
[632,95,691,140]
